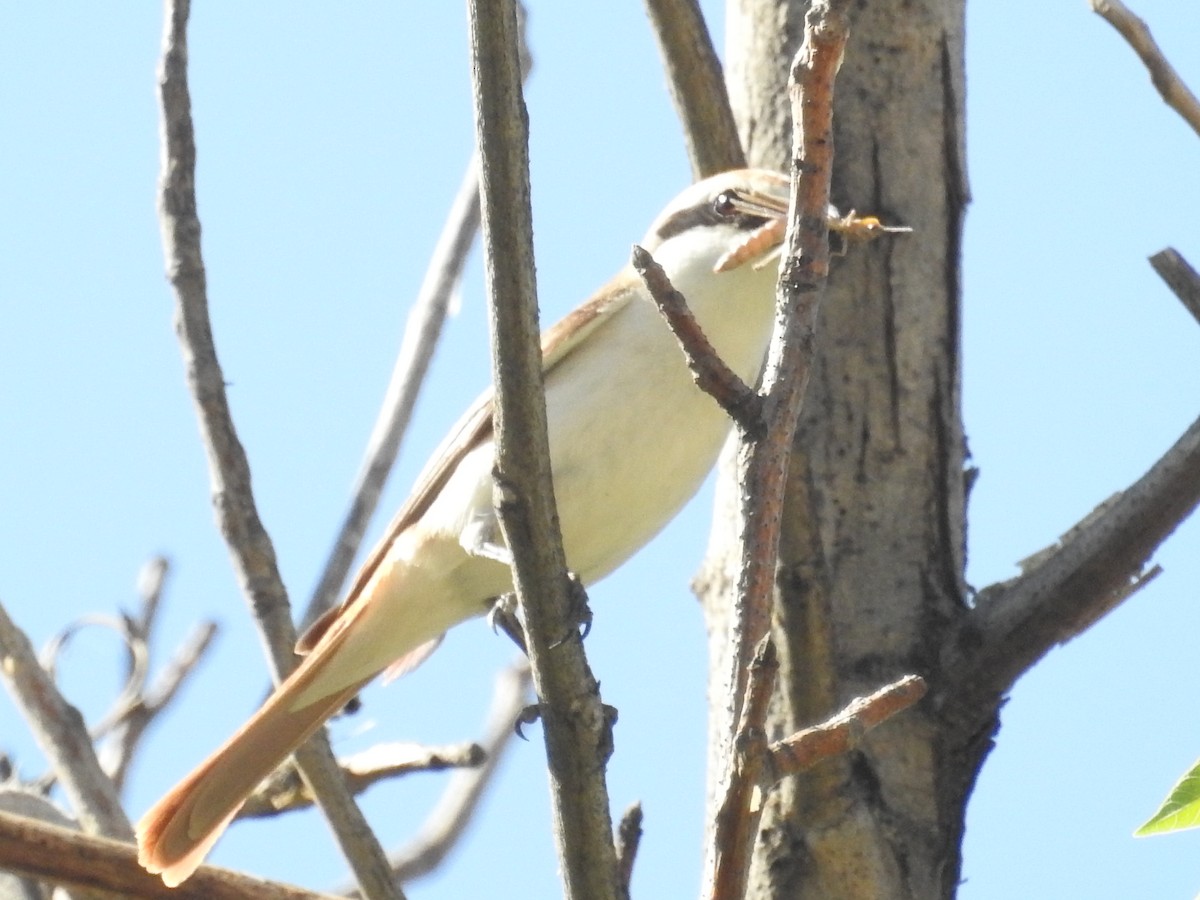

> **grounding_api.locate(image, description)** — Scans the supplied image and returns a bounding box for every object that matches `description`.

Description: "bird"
[136,167,792,886]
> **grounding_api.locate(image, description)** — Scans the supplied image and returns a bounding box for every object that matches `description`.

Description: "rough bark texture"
[699,1,973,896]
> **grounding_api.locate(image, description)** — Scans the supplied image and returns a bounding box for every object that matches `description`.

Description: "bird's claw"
[514,703,542,740]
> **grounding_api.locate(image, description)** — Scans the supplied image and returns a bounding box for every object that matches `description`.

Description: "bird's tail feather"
[136,664,368,887]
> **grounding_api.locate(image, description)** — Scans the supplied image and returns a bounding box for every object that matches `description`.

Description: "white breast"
[543,236,779,582]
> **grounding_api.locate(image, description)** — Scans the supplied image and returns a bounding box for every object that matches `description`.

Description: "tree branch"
[707,636,779,900]
[1150,248,1200,329]
[767,674,927,778]
[34,559,219,795]
[239,742,485,820]
[702,4,852,896]
[0,810,343,900]
[631,244,763,431]
[642,0,745,177]
[156,2,399,896]
[299,159,482,633]
[299,8,532,634]
[1091,0,1200,139]
[729,0,848,743]
[613,803,643,900]
[382,662,532,885]
[467,2,619,897]
[101,620,219,793]
[0,600,131,840]
[954,408,1200,702]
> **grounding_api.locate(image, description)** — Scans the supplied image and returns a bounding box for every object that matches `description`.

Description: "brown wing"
[296,393,494,653]
[295,270,641,654]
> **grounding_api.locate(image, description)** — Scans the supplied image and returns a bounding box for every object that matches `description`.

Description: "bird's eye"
[713,191,740,217]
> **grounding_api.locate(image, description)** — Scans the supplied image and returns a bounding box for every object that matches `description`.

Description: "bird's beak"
[712,182,791,274]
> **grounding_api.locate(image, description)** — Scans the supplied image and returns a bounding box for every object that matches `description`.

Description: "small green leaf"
[1136,759,1200,836]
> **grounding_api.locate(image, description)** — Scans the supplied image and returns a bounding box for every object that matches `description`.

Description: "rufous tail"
[135,666,368,887]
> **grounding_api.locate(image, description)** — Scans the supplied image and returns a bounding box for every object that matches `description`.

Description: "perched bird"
[136,168,792,886]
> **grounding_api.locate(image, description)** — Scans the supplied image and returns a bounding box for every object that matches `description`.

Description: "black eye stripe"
[652,194,768,244]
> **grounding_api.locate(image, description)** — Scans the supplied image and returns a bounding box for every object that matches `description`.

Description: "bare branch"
[613,803,643,900]
[642,0,745,177]
[299,160,481,633]
[707,636,779,900]
[40,613,150,741]
[702,4,852,895]
[631,244,763,431]
[385,662,532,885]
[0,600,131,840]
[957,409,1200,702]
[158,0,294,681]
[102,621,219,792]
[134,555,171,637]
[729,0,849,744]
[300,6,533,635]
[767,675,927,778]
[156,2,399,896]
[0,809,343,900]
[1150,248,1200,329]
[1091,0,1200,139]
[467,1,619,897]
[239,742,485,820]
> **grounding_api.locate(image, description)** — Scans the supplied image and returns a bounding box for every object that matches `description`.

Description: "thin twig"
[642,0,745,178]
[240,741,485,820]
[156,2,400,896]
[1150,248,1200,329]
[467,1,619,897]
[20,560,216,801]
[103,621,219,792]
[0,809,343,900]
[708,636,779,900]
[134,555,171,637]
[383,662,533,885]
[299,161,481,633]
[613,802,643,900]
[0,600,132,840]
[40,613,150,740]
[1091,0,1200,139]
[632,244,763,431]
[702,4,852,897]
[767,675,927,777]
[300,6,532,635]
[730,0,849,745]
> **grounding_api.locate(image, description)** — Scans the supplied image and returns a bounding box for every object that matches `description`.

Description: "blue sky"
[2,3,1199,898]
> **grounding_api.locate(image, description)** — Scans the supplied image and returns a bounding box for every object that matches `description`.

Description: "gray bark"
[700,1,972,896]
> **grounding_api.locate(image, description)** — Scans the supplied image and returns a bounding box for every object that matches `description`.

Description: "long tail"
[136,526,483,886]
[135,659,370,887]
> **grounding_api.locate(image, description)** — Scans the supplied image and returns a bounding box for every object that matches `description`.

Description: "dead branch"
[642,0,745,177]
[613,802,644,900]
[1150,248,1200,328]
[156,1,399,895]
[383,662,532,885]
[632,244,763,431]
[701,3,853,895]
[468,0,619,896]
[707,636,779,900]
[1091,0,1200,138]
[956,409,1200,704]
[0,600,131,840]
[767,675,927,778]
[0,809,343,900]
[240,742,485,820]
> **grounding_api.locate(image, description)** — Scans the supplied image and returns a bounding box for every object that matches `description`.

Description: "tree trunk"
[699,1,975,896]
